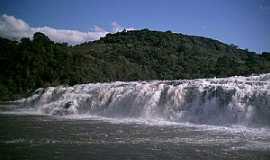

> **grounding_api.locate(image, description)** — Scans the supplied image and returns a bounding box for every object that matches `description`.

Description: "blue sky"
[0,0,269,52]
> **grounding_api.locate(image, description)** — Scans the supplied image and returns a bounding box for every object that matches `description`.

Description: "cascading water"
[14,74,270,127]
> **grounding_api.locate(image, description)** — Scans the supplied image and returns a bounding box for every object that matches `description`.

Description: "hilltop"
[0,29,270,100]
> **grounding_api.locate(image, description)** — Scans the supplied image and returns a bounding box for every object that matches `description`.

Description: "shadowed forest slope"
[0,29,270,100]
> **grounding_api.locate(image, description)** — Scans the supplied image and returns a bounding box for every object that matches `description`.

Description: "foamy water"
[5,73,270,127]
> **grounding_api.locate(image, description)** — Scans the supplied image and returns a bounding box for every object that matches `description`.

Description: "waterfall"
[16,74,270,127]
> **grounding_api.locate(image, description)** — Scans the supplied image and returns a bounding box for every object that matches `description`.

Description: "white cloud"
[112,21,135,33]
[0,14,31,40]
[0,14,135,44]
[112,21,123,33]
[94,25,107,32]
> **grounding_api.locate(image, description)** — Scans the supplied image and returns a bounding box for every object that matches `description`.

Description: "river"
[1,74,270,159]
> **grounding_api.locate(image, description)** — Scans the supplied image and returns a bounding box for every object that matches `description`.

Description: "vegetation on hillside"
[0,29,270,101]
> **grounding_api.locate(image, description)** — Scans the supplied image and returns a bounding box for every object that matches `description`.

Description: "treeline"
[0,29,270,100]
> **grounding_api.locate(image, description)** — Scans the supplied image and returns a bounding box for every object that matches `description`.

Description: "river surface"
[1,74,270,159]
[0,112,270,160]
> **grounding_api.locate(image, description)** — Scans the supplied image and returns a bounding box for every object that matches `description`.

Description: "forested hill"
[1,29,270,101]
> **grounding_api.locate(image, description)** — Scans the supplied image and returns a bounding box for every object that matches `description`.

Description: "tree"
[33,32,52,44]
[0,30,270,101]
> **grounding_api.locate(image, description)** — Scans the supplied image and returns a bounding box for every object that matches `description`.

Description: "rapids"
[13,74,270,127]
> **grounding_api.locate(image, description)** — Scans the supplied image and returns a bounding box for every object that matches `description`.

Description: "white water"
[10,73,270,127]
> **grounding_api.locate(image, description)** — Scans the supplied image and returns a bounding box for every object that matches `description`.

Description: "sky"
[0,0,269,52]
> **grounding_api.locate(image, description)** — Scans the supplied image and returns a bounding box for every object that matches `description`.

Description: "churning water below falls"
[1,74,270,159]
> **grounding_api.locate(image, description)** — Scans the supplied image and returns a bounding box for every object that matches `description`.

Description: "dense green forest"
[0,29,270,101]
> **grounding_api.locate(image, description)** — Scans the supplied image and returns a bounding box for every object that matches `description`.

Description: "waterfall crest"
[17,74,270,126]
